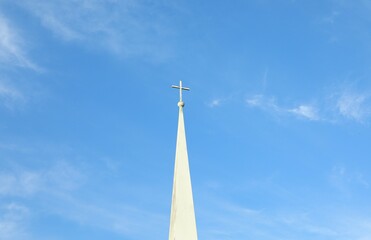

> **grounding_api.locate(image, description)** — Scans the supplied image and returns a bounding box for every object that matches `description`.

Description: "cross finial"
[171,80,190,104]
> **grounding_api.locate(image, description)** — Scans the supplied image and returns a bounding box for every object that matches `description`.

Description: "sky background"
[1,0,371,239]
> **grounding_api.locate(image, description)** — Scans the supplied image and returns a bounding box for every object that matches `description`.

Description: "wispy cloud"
[0,14,39,71]
[206,98,224,108]
[0,203,30,240]
[198,188,371,240]
[17,0,178,60]
[245,83,371,124]
[208,99,222,108]
[246,94,320,121]
[0,145,167,239]
[0,79,25,109]
[0,163,80,198]
[289,105,319,121]
[335,91,371,122]
[0,12,42,110]
[329,165,369,193]
[199,199,339,240]
[322,10,340,25]
[48,197,167,238]
[246,94,276,109]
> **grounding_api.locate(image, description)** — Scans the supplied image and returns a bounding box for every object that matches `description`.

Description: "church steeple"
[169,81,198,240]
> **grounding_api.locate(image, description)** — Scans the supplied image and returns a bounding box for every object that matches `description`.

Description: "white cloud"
[336,92,370,122]
[289,105,319,121]
[0,171,41,196]
[0,154,167,239]
[246,94,319,121]
[0,161,84,197]
[207,99,222,108]
[0,203,30,240]
[0,13,42,110]
[245,85,371,124]
[0,14,39,71]
[246,94,279,111]
[329,165,369,193]
[198,198,341,240]
[0,79,25,109]
[209,99,221,107]
[197,191,371,240]
[17,0,177,60]
[322,10,340,25]
[49,198,167,238]
[246,94,265,107]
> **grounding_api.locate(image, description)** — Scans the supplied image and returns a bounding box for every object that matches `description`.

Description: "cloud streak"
[0,203,30,240]
[246,94,320,121]
[335,91,371,122]
[197,188,371,240]
[17,0,178,60]
[0,14,39,71]
[207,99,222,108]
[199,200,339,240]
[0,79,26,109]
[329,165,369,193]
[0,148,168,239]
[289,105,319,121]
[0,12,42,110]
[245,84,371,124]
[0,161,82,197]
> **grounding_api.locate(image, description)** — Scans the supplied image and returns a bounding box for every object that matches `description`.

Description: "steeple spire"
[169,81,198,240]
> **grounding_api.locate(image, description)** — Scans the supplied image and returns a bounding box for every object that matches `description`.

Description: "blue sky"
[1,0,371,239]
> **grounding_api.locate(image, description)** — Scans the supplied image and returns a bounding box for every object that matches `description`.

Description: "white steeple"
[169,81,198,240]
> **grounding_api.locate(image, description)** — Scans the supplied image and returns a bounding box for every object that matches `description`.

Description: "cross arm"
[171,85,190,91]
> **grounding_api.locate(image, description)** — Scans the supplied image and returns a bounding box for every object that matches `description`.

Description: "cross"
[171,80,190,102]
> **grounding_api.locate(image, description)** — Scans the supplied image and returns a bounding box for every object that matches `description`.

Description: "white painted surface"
[169,103,198,240]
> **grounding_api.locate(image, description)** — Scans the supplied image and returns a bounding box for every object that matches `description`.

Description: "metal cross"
[171,80,190,102]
